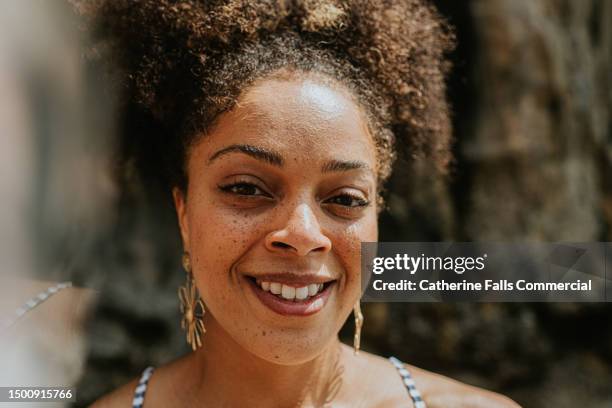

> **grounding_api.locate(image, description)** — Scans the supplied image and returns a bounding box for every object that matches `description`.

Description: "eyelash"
[218,182,269,198]
[217,182,370,208]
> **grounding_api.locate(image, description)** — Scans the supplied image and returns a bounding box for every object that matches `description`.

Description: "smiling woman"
[77,0,519,407]
[172,75,378,368]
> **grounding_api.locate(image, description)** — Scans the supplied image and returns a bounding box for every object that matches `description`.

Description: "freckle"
[274,355,280,359]
[262,331,266,336]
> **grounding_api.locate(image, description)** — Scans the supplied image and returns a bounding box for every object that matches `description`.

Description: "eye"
[325,193,370,208]
[218,181,270,198]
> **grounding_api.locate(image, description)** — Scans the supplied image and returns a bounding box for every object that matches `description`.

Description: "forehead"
[199,76,377,168]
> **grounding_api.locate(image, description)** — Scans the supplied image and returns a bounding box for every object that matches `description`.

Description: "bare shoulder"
[90,377,140,408]
[344,347,520,408]
[90,355,190,408]
[405,363,522,408]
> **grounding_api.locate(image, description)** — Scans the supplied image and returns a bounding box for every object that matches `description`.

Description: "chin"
[239,326,339,366]
[204,270,355,365]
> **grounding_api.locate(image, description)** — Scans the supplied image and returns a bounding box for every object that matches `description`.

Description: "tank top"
[132,356,426,407]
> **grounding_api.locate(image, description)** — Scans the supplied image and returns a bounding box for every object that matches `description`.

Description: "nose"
[265,202,332,257]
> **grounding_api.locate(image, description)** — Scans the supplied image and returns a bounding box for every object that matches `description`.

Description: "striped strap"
[0,282,72,331]
[389,356,427,408]
[132,366,155,408]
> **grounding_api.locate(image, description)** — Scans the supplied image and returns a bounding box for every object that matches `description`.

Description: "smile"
[257,280,326,300]
[244,275,336,316]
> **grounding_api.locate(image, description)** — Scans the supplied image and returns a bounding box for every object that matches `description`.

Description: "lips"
[244,275,336,316]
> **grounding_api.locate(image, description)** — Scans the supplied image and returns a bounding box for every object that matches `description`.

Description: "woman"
[85,0,519,406]
[0,0,113,400]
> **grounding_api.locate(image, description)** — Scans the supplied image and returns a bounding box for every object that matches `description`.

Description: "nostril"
[272,241,292,249]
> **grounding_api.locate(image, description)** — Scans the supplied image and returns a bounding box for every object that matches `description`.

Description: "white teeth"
[270,282,281,295]
[281,285,296,300]
[295,286,309,300]
[257,279,328,301]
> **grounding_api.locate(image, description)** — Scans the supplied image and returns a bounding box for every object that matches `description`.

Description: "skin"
[176,72,379,367]
[92,72,520,408]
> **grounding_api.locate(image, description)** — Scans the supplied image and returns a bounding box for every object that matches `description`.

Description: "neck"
[189,316,345,407]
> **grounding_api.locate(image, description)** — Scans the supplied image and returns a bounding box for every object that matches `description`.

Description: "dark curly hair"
[76,0,454,211]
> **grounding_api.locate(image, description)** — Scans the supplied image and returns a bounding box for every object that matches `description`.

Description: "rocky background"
[74,1,612,407]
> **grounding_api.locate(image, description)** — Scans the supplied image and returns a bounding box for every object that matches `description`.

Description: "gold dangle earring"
[178,252,206,351]
[353,300,364,355]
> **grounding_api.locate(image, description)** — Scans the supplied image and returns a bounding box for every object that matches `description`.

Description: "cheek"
[185,194,264,293]
[333,214,378,301]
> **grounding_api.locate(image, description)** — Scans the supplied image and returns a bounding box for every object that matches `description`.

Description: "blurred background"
[0,0,113,405]
[368,1,612,407]
[1,0,608,407]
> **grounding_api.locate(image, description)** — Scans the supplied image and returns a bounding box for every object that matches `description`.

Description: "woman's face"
[174,73,378,364]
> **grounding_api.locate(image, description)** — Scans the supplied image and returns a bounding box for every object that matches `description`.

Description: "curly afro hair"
[76,0,454,211]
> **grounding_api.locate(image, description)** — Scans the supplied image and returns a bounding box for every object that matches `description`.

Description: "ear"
[173,187,190,252]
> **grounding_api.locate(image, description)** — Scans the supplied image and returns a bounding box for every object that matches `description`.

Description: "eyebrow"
[208,144,283,166]
[208,143,373,174]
